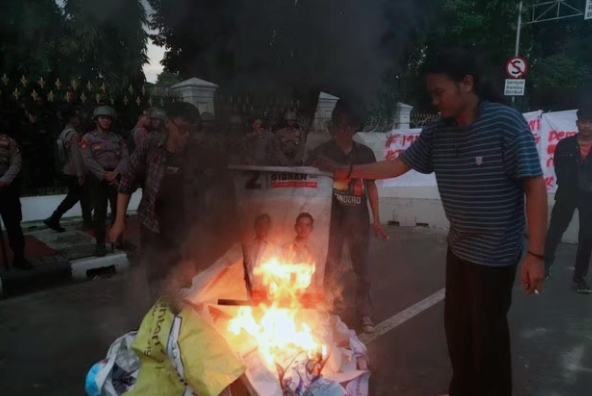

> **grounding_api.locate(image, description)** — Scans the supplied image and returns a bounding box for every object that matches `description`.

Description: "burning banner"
[86,166,370,396]
[230,165,333,305]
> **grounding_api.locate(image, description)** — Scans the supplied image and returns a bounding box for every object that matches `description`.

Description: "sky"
[54,0,165,83]
[143,1,165,83]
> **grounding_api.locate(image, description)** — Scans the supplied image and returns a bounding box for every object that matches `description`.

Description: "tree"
[155,71,182,86]
[61,0,149,85]
[0,0,64,76]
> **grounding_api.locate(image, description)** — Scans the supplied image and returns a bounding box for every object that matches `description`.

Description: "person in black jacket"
[544,103,592,294]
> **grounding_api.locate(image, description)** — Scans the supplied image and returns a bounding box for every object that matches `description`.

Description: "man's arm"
[114,138,149,224]
[80,136,107,180]
[553,140,570,186]
[349,158,411,180]
[318,130,433,180]
[0,138,22,185]
[114,193,132,225]
[524,176,548,255]
[115,136,130,174]
[67,131,85,178]
[367,180,381,223]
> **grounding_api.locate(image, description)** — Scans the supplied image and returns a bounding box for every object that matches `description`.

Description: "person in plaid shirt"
[110,102,223,300]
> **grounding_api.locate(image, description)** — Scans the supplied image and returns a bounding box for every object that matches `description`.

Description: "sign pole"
[512,1,523,105]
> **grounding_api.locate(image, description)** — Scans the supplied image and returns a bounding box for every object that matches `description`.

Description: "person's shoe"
[43,217,65,233]
[13,258,33,270]
[94,245,108,257]
[572,278,592,294]
[361,316,376,334]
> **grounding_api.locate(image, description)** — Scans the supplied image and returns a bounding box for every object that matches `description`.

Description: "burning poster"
[230,165,333,305]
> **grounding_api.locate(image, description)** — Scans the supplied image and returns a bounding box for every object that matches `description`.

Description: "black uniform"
[545,135,592,283]
[306,140,376,317]
[0,134,29,269]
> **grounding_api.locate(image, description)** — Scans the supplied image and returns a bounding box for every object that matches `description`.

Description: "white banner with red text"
[372,109,577,192]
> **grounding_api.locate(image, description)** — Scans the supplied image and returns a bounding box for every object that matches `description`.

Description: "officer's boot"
[12,252,32,270]
[44,211,66,233]
[94,244,108,257]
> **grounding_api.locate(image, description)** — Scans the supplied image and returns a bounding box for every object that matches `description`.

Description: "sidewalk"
[0,217,141,297]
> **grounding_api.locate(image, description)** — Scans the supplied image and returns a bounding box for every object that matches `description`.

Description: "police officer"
[0,133,31,269]
[147,107,167,137]
[80,106,129,256]
[130,107,167,154]
[44,107,88,232]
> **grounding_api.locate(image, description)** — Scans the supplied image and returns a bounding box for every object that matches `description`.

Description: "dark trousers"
[326,217,371,317]
[544,196,592,281]
[51,175,92,223]
[82,178,93,224]
[140,226,183,302]
[445,248,518,396]
[0,183,25,262]
[89,177,117,246]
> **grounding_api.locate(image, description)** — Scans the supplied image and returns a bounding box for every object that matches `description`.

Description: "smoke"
[150,0,419,113]
[230,0,418,105]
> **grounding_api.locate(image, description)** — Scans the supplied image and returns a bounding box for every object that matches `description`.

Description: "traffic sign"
[504,79,525,96]
[586,0,592,20]
[505,57,529,79]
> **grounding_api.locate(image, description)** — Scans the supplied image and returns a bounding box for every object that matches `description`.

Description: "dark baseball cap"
[577,106,592,121]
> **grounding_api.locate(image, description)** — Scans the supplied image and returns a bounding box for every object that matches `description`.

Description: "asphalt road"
[0,226,591,396]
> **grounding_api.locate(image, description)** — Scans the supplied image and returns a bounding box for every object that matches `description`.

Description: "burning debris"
[86,167,369,396]
[86,246,369,396]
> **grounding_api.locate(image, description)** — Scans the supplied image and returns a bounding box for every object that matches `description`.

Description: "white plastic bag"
[85,332,140,396]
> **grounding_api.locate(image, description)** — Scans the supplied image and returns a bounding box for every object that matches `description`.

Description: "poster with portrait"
[231,166,334,303]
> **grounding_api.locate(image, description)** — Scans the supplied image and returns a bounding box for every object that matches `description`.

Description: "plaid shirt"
[119,134,218,234]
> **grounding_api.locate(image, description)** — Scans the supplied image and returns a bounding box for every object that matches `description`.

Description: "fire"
[227,256,324,366]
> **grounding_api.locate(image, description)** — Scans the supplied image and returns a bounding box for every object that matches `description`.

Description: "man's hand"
[0,181,5,189]
[109,219,126,244]
[312,156,349,180]
[521,254,544,295]
[105,171,118,182]
[372,222,389,241]
[78,176,85,186]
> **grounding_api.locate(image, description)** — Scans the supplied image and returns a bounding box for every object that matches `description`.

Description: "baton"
[0,223,8,270]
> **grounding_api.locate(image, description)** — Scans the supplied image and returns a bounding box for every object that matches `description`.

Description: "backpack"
[56,127,75,166]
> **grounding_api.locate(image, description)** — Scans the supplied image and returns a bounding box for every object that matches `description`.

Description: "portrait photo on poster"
[231,167,333,297]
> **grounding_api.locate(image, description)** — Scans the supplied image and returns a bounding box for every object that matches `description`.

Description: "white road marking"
[360,288,446,345]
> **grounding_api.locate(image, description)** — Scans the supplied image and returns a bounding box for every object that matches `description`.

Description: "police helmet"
[165,101,201,126]
[93,106,117,121]
[147,107,167,121]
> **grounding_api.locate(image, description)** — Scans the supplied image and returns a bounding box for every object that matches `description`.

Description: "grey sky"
[54,0,164,83]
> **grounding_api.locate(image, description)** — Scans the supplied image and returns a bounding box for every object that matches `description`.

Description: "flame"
[227,256,324,366]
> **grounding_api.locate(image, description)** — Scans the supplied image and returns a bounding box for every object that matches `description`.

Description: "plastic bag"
[127,301,245,396]
[85,332,140,396]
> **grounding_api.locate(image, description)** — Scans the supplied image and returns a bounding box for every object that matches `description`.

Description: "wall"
[17,190,142,224]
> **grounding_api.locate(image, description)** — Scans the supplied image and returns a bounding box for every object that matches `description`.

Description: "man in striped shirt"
[317,49,547,396]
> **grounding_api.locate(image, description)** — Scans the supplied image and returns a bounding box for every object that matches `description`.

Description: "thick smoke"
[150,0,419,113]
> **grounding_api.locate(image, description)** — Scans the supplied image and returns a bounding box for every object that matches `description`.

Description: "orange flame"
[227,256,324,366]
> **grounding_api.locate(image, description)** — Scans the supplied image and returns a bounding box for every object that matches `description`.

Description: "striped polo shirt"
[400,101,543,267]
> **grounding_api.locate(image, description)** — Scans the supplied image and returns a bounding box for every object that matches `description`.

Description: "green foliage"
[155,71,182,86]
[0,0,64,76]
[0,0,148,89]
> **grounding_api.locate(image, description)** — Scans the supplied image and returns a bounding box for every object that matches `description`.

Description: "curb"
[71,252,130,280]
[0,252,130,299]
